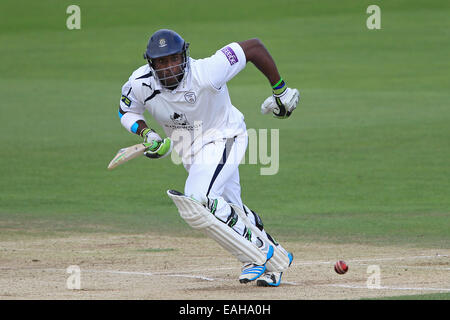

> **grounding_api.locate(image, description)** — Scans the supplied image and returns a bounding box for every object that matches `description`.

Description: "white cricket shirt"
[119,42,248,162]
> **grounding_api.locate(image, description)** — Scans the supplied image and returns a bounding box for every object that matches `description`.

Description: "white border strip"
[324,284,450,292]
[79,269,218,282]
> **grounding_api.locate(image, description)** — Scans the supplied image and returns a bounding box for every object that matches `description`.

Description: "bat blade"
[107,143,148,170]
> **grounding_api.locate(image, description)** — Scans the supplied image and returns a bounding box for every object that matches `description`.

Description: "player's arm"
[118,83,172,159]
[238,38,281,87]
[118,88,153,137]
[238,38,300,119]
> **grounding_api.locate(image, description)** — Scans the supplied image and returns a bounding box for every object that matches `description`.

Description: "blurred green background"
[0,0,448,247]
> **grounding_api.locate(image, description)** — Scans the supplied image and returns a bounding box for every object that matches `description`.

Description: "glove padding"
[144,137,173,159]
[261,87,300,119]
[141,128,172,159]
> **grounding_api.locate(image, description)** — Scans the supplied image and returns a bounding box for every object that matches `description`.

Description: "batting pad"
[167,190,267,266]
[230,203,292,273]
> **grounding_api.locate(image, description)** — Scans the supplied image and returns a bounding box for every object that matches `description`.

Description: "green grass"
[0,0,449,247]
[364,293,450,300]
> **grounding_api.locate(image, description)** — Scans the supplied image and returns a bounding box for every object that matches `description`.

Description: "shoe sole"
[256,273,283,287]
[256,280,271,287]
[256,273,282,287]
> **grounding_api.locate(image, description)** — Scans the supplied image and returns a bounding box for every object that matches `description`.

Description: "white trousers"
[184,133,249,236]
[183,132,289,262]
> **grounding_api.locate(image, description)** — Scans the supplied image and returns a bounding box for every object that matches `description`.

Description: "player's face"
[153,53,184,88]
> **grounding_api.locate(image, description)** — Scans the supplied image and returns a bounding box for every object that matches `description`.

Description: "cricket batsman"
[117,29,300,286]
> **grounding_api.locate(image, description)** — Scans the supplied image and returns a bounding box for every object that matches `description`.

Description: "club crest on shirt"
[184,92,196,104]
[170,112,189,126]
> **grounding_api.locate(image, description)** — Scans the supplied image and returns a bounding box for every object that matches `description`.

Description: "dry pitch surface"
[0,233,449,299]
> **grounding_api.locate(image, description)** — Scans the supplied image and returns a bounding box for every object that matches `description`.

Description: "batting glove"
[141,128,162,144]
[144,137,173,159]
[141,128,172,159]
[261,79,300,119]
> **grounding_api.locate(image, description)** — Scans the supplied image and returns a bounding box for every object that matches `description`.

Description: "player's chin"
[163,78,178,88]
[163,76,182,88]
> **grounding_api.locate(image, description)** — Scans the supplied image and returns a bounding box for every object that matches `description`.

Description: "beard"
[158,68,184,89]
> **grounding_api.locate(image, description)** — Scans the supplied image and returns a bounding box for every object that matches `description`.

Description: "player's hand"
[144,137,173,159]
[142,128,162,144]
[261,87,300,119]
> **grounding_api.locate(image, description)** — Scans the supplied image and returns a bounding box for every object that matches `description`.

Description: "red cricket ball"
[334,260,348,274]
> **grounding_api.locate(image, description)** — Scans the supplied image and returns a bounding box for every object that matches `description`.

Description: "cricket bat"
[107,142,155,170]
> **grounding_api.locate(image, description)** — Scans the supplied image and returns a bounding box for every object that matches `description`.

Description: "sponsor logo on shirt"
[165,113,202,131]
[121,95,131,107]
[221,46,238,65]
[170,112,189,126]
